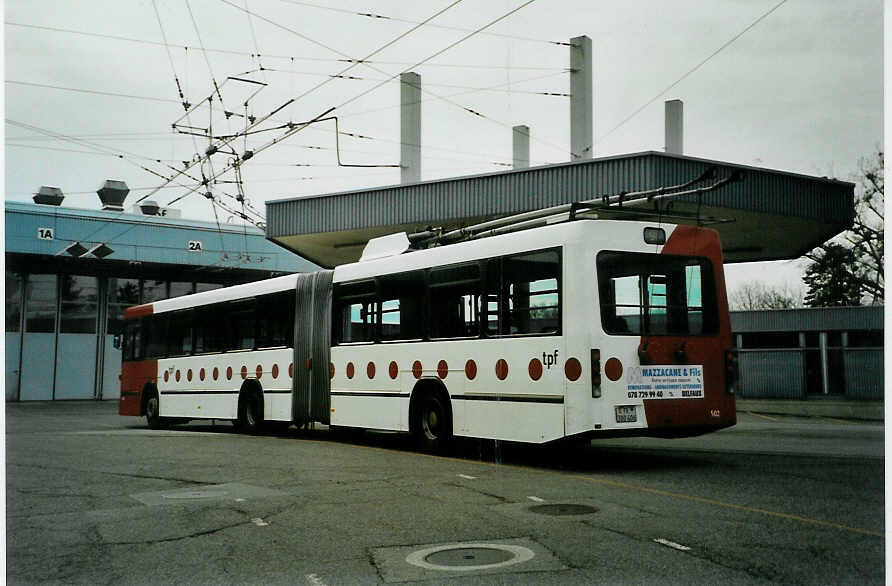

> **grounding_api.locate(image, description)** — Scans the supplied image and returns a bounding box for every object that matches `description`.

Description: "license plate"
[615,405,637,423]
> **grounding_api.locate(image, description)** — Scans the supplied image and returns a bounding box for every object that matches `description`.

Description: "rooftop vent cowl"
[97,180,129,211]
[33,186,64,206]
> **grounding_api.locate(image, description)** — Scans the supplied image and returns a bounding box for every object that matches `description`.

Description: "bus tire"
[144,388,166,430]
[237,387,264,434]
[411,388,452,453]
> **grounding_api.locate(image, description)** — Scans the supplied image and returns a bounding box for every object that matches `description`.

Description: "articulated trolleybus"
[120,180,738,449]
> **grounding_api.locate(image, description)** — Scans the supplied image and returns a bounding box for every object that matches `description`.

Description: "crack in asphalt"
[8,461,207,485]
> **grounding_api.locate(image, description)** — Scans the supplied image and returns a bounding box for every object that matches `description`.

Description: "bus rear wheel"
[413,393,452,453]
[238,392,263,434]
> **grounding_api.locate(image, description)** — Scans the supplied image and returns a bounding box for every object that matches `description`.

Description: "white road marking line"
[305,574,326,586]
[654,538,690,551]
[235,498,246,502]
[527,496,545,502]
[458,474,477,480]
[251,518,269,527]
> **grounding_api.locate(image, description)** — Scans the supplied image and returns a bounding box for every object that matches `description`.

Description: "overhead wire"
[6,22,568,71]
[150,0,189,110]
[220,0,569,158]
[151,0,469,212]
[596,0,789,145]
[5,80,179,103]
[277,0,569,46]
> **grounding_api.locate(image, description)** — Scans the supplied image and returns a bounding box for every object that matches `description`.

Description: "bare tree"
[803,150,884,306]
[729,281,801,311]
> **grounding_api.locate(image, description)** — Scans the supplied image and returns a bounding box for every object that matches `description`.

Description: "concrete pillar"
[819,332,829,395]
[569,35,592,160]
[512,125,530,169]
[664,99,683,154]
[400,72,421,184]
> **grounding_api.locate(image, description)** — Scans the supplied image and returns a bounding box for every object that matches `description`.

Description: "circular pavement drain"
[528,503,599,516]
[406,543,535,571]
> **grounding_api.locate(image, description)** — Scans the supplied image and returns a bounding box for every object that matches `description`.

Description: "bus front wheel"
[413,392,452,453]
[145,390,166,430]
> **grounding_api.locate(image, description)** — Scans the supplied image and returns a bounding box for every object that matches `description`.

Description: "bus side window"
[334,280,377,344]
[429,263,481,339]
[256,291,295,348]
[379,271,424,341]
[195,304,228,353]
[144,314,168,358]
[166,309,194,356]
[486,249,561,336]
[229,299,256,350]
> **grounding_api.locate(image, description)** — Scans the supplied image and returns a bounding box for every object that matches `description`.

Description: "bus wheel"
[145,391,166,430]
[413,393,452,453]
[238,392,263,434]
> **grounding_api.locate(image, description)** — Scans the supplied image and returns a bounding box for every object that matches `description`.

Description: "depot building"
[5,182,315,402]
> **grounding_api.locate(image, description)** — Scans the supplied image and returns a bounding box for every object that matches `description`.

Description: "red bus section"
[641,225,736,436]
[119,359,158,416]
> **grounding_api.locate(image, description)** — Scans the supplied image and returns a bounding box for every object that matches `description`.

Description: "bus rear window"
[597,251,718,336]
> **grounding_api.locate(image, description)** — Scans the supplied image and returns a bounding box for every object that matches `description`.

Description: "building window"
[25,274,57,333]
[142,280,167,304]
[196,282,223,294]
[6,271,23,332]
[107,277,140,335]
[169,281,195,298]
[59,275,98,334]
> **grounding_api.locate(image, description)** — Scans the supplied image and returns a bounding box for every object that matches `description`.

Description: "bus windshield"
[597,251,718,336]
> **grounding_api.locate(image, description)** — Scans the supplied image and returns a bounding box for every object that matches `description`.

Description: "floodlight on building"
[57,242,88,257]
[86,243,115,258]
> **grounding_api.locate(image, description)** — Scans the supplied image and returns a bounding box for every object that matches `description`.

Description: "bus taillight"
[591,349,601,398]
[725,350,739,395]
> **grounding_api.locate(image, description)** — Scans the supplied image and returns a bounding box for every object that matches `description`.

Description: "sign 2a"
[187,240,203,252]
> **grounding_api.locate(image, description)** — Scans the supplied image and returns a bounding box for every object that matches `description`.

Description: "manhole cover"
[528,503,598,516]
[425,547,514,567]
[406,543,535,571]
[162,490,229,500]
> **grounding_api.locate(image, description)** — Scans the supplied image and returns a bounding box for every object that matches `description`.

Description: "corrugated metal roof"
[267,151,854,236]
[731,306,883,332]
[5,201,316,273]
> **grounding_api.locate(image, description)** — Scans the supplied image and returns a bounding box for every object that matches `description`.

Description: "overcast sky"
[4,0,884,295]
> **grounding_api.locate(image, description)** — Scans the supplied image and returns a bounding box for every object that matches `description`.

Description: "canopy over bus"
[265,151,854,268]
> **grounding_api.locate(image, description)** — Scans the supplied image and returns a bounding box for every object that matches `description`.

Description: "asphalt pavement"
[5,401,885,585]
